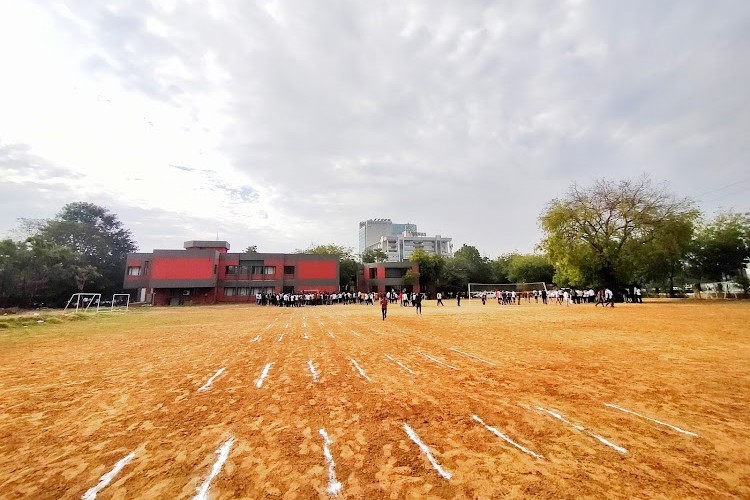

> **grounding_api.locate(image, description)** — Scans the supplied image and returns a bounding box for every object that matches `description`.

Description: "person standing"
[604,288,614,307]
[457,292,461,306]
[415,292,423,314]
[436,291,444,306]
[380,294,388,320]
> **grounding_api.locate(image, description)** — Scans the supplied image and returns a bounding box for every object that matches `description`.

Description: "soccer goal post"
[467,282,548,298]
[111,294,131,312]
[63,293,102,313]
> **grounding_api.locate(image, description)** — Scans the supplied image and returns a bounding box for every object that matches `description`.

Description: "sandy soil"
[0,299,748,499]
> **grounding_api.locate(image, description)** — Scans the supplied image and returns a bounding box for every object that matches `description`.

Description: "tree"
[0,237,79,307]
[37,202,137,298]
[441,257,469,294]
[361,248,388,263]
[638,213,698,295]
[409,249,445,294]
[489,254,512,283]
[244,245,258,253]
[689,211,750,282]
[506,254,556,284]
[296,243,353,260]
[539,177,696,289]
[453,244,492,284]
[402,269,420,286]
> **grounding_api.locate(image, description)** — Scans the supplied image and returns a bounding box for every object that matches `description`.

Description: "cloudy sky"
[1,0,749,257]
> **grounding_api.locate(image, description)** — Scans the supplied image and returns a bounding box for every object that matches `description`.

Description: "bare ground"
[0,299,748,499]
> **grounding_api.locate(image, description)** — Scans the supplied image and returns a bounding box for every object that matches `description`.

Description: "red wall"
[152,257,215,280]
[297,260,337,279]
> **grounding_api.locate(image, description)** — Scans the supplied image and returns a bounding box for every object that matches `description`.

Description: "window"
[224,287,236,296]
[264,266,276,275]
[284,265,295,275]
[385,268,405,279]
[225,265,237,275]
[369,268,377,279]
[127,266,141,276]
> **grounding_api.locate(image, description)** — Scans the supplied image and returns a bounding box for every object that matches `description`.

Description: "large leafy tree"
[539,177,696,288]
[409,248,445,294]
[506,254,556,284]
[638,213,698,294]
[0,237,79,307]
[37,202,137,297]
[453,244,492,284]
[489,254,512,284]
[361,248,388,263]
[441,258,469,294]
[689,211,750,281]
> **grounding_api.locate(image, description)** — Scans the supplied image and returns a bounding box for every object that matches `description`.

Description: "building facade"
[358,219,452,262]
[358,262,420,295]
[374,231,453,262]
[358,219,417,256]
[123,241,339,306]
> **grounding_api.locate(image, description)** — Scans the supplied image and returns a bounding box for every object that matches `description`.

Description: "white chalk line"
[417,351,458,370]
[450,348,496,366]
[81,451,136,500]
[385,354,416,375]
[350,330,362,338]
[308,360,319,382]
[265,324,273,329]
[319,428,342,496]
[537,406,627,454]
[303,332,309,340]
[194,437,235,500]
[327,331,336,339]
[250,335,260,342]
[403,424,452,480]
[278,333,285,342]
[472,415,543,459]
[198,367,225,392]
[604,403,699,437]
[303,322,308,328]
[256,362,273,388]
[350,359,371,381]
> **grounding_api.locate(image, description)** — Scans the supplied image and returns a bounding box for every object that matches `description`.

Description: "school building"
[123,240,339,306]
[358,262,421,294]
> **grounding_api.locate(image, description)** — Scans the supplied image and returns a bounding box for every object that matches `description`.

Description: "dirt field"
[1,299,748,499]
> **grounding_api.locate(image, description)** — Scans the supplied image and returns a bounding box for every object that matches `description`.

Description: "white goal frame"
[467,282,548,299]
[64,293,101,313]
[111,294,130,312]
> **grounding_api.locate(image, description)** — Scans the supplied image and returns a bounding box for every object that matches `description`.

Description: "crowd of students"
[254,290,424,307]
[255,286,643,308]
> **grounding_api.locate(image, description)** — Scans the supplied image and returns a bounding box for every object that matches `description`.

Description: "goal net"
[467,282,548,298]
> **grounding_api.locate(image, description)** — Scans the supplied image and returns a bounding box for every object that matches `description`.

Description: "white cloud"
[1,0,749,256]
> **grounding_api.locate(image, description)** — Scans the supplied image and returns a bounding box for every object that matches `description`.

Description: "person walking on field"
[457,292,461,306]
[380,294,388,320]
[436,291,444,306]
[414,292,423,314]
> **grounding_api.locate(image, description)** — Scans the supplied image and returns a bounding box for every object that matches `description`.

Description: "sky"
[1,0,749,258]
